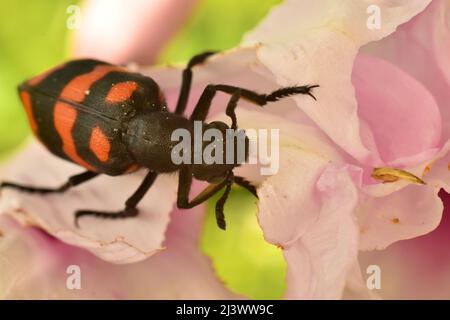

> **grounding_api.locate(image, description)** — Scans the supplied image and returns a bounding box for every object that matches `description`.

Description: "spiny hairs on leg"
[234,176,258,198]
[74,207,138,228]
[265,85,319,102]
[0,171,99,195]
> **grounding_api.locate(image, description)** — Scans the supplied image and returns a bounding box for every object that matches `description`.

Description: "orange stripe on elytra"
[53,64,125,170]
[89,126,111,163]
[106,81,138,103]
[19,91,38,134]
[54,102,96,172]
[61,65,125,102]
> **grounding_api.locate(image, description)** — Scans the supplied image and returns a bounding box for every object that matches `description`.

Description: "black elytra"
[0,52,318,230]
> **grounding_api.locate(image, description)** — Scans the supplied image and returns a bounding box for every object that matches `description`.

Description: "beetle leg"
[190,84,318,122]
[74,171,158,227]
[0,171,98,194]
[225,90,241,130]
[214,174,234,230]
[175,51,217,115]
[177,166,234,230]
[233,176,258,198]
[176,167,228,208]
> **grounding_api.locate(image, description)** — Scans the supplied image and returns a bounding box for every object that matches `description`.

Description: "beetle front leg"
[74,171,158,227]
[233,176,257,198]
[214,174,234,230]
[177,166,233,230]
[190,84,318,122]
[176,166,228,209]
[0,171,99,194]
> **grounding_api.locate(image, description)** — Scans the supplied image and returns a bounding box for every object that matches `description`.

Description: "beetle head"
[191,121,249,183]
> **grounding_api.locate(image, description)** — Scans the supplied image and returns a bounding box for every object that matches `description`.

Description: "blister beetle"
[0,52,318,229]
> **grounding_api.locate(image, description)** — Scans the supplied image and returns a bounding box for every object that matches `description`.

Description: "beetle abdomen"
[18,59,165,176]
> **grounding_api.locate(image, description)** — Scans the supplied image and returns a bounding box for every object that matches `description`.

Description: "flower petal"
[257,147,328,246]
[0,206,239,299]
[0,142,177,263]
[357,183,443,250]
[353,54,441,166]
[281,164,360,299]
[342,262,380,300]
[211,109,358,299]
[362,0,450,141]
[243,0,432,164]
[358,190,450,299]
[228,109,346,185]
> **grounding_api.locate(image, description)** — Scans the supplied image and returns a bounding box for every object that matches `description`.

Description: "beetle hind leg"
[0,171,98,195]
[75,207,139,227]
[74,171,158,227]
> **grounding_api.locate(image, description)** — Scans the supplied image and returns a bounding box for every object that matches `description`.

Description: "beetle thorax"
[124,113,248,181]
[124,111,193,173]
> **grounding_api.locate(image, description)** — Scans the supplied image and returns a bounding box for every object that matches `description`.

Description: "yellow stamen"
[422,165,431,177]
[372,167,425,185]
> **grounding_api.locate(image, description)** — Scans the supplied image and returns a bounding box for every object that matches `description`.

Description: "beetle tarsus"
[264,84,319,102]
[0,171,98,195]
[0,181,67,194]
[214,174,233,231]
[74,207,139,228]
[190,83,319,122]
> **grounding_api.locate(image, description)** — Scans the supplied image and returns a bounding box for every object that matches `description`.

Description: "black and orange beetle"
[0,52,318,229]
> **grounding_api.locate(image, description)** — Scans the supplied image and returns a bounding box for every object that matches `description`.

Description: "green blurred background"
[0,0,285,299]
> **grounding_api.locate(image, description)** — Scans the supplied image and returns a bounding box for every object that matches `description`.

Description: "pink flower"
[239,0,449,298]
[1,0,449,300]
[352,0,450,299]
[358,190,450,299]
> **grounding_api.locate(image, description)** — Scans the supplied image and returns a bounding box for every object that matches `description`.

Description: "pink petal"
[358,190,450,299]
[243,0,432,164]
[342,262,380,300]
[281,164,360,299]
[362,0,450,141]
[257,147,329,246]
[73,0,198,64]
[352,54,441,166]
[0,206,240,299]
[227,108,346,187]
[213,110,358,299]
[352,128,445,251]
[357,183,443,250]
[422,140,450,194]
[0,143,177,263]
